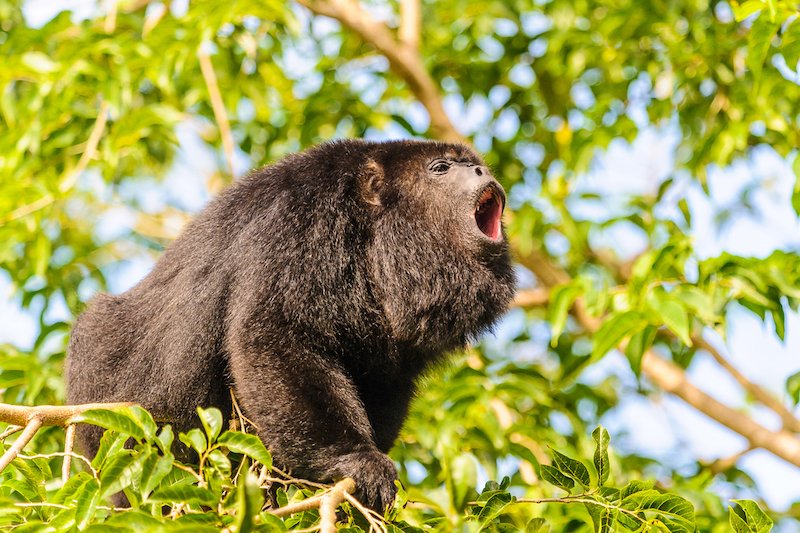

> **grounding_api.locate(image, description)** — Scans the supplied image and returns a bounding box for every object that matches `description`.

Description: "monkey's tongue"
[475,190,502,241]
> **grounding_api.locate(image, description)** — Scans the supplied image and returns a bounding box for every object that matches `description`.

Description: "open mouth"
[474,184,504,241]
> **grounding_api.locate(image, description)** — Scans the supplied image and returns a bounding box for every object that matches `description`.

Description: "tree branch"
[641,354,800,466]
[0,402,133,475]
[399,0,420,51]
[296,0,462,142]
[63,424,76,482]
[270,477,356,533]
[198,50,236,178]
[513,287,550,308]
[0,418,42,472]
[694,335,800,433]
[319,478,357,533]
[0,402,133,427]
[514,248,800,468]
[706,446,754,475]
[60,100,110,193]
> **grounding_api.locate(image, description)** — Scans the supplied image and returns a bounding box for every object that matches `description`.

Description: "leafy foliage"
[1,0,799,530]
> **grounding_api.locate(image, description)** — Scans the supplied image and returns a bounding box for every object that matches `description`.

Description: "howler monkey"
[66,139,516,511]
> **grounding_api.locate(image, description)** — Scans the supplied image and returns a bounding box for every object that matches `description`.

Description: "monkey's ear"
[360,159,385,207]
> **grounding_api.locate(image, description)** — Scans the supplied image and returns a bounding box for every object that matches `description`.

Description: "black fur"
[66,139,515,511]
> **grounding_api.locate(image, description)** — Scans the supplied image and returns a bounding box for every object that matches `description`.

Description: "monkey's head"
[355,140,516,354]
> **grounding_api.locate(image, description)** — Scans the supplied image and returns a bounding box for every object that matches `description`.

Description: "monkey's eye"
[429,161,451,174]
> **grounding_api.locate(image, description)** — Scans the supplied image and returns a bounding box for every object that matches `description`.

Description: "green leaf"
[729,499,773,533]
[591,311,648,361]
[9,459,46,501]
[674,286,718,323]
[106,511,165,530]
[233,471,263,533]
[217,431,272,468]
[582,498,618,533]
[747,14,781,82]
[157,425,174,453]
[476,491,513,524]
[75,409,145,442]
[99,452,143,498]
[794,152,800,217]
[540,464,574,492]
[647,290,692,346]
[592,426,610,487]
[206,449,231,478]
[51,472,93,506]
[150,485,217,506]
[787,370,800,405]
[75,478,101,530]
[21,51,59,73]
[596,507,617,533]
[197,407,223,443]
[620,480,655,500]
[630,250,657,282]
[624,325,657,376]
[526,518,549,532]
[621,490,695,533]
[92,431,128,470]
[550,449,591,488]
[127,406,158,441]
[140,450,174,497]
[548,282,584,345]
[731,0,765,21]
[449,453,477,510]
[179,428,207,455]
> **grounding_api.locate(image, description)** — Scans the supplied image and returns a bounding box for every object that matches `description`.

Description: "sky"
[4,0,800,529]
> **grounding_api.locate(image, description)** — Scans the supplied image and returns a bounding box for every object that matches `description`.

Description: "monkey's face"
[361,143,507,248]
[425,158,506,243]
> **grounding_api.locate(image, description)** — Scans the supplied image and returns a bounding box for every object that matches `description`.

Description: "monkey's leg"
[227,345,398,512]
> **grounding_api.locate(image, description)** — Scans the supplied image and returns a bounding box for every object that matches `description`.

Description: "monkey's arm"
[226,336,397,512]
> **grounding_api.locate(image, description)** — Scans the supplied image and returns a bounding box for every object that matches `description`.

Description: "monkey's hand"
[331,450,398,513]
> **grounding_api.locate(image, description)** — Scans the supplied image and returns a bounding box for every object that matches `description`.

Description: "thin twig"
[0,195,54,226]
[695,335,800,433]
[707,447,754,474]
[0,418,43,472]
[19,449,97,479]
[0,425,23,441]
[269,477,355,519]
[343,492,388,533]
[263,475,328,490]
[640,353,800,467]
[513,287,550,308]
[63,424,76,482]
[515,496,646,525]
[296,0,461,142]
[230,388,259,432]
[104,0,118,33]
[173,462,205,484]
[198,50,236,178]
[60,100,110,193]
[15,502,69,510]
[142,1,167,37]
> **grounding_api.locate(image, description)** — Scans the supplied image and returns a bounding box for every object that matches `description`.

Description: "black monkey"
[66,139,516,511]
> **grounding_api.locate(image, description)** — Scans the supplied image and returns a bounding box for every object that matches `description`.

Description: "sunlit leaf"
[592,426,610,487]
[729,499,773,533]
[217,431,272,468]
